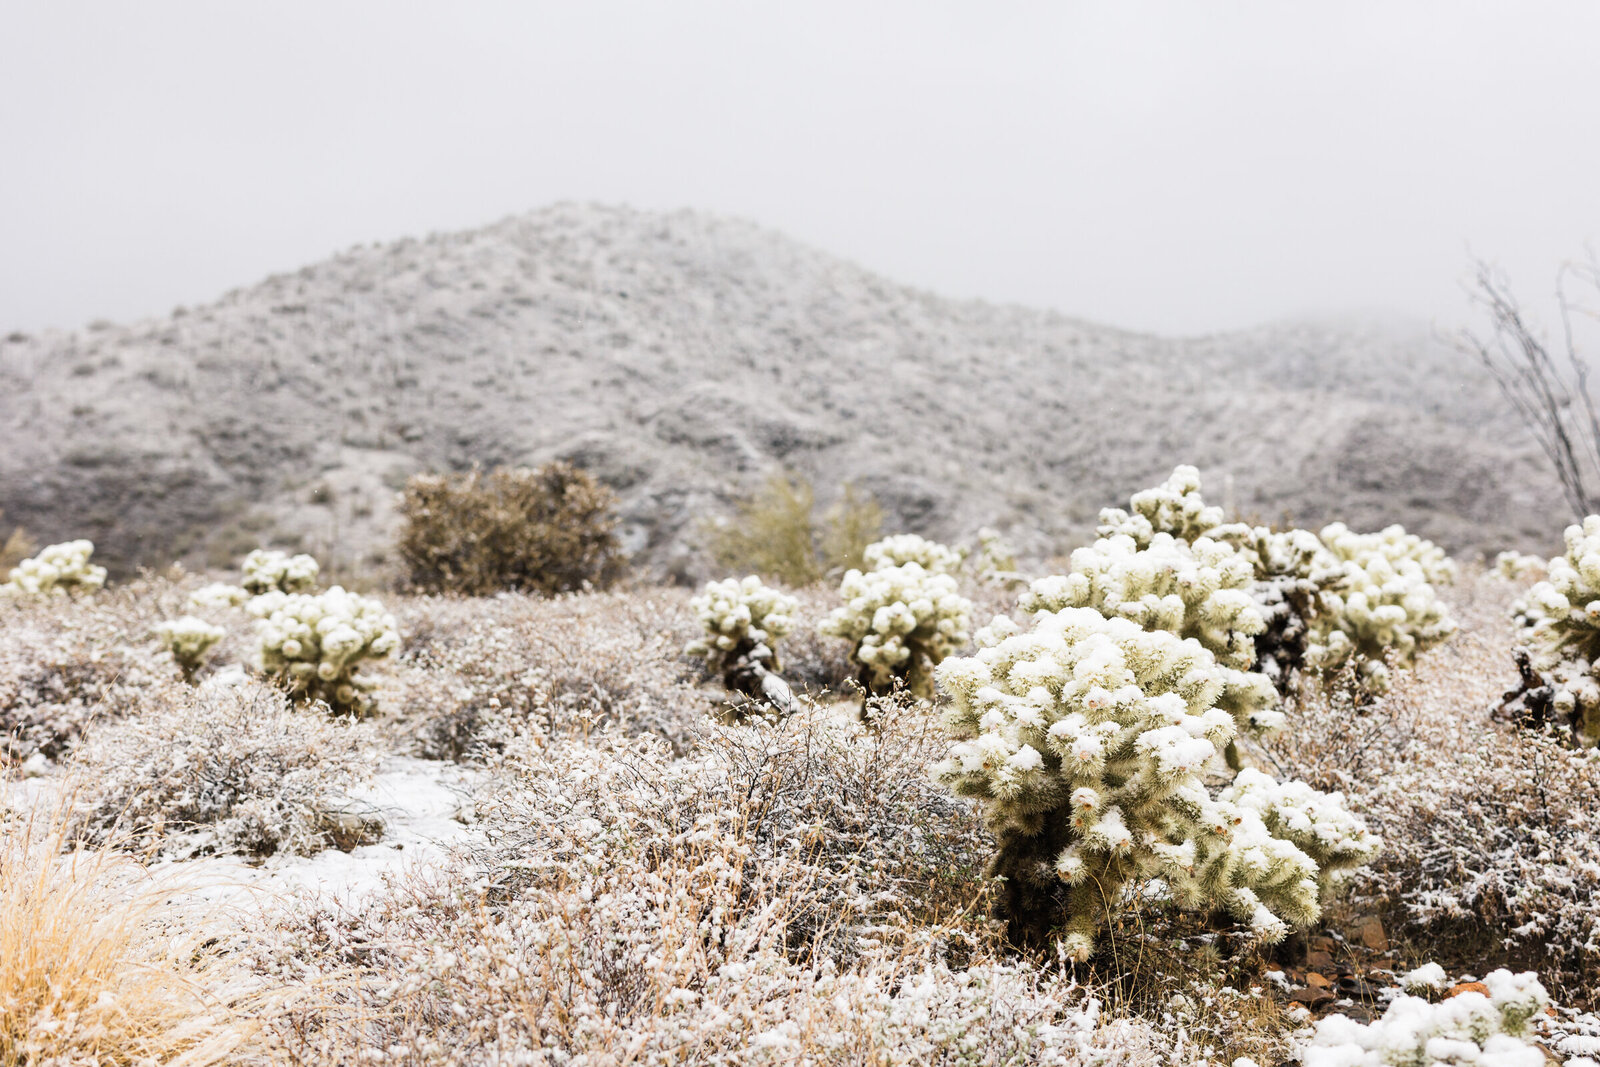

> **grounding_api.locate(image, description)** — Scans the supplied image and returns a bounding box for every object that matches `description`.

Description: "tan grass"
[0,804,258,1066]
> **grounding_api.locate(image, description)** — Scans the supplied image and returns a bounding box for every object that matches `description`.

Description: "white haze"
[1,0,1598,336]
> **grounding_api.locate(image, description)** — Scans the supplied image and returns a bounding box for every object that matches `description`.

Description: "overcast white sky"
[2,1,1598,336]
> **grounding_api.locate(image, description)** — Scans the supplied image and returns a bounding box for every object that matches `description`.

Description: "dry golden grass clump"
[0,810,258,1065]
[388,588,717,759]
[68,683,382,860]
[396,463,626,597]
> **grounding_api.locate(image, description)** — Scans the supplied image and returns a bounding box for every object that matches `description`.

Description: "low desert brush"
[396,462,625,596]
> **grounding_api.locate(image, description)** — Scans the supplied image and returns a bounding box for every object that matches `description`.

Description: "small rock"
[1448,981,1490,999]
[1306,972,1332,989]
[1307,949,1337,974]
[1290,986,1336,1009]
[1357,917,1388,952]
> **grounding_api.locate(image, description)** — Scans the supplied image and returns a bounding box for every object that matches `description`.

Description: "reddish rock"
[1357,918,1388,952]
[1448,981,1490,999]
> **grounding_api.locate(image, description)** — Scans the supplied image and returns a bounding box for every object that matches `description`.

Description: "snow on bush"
[71,682,380,859]
[1,539,106,598]
[239,548,320,595]
[1302,969,1549,1067]
[1400,962,1450,996]
[862,533,965,575]
[1214,525,1348,692]
[819,558,973,699]
[153,614,225,682]
[933,605,1372,960]
[1500,516,1600,744]
[256,586,399,715]
[972,526,1028,587]
[1317,521,1458,587]
[1020,531,1281,738]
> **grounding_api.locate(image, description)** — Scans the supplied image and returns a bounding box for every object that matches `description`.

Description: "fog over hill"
[0,203,1566,579]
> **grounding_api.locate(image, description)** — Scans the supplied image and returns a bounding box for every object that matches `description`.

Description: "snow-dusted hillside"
[0,203,1562,577]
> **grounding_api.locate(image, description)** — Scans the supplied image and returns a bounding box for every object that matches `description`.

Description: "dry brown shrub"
[0,807,259,1065]
[386,588,716,759]
[396,463,625,597]
[0,511,35,574]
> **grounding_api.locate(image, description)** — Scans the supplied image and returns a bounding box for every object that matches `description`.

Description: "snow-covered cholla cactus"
[1218,768,1380,893]
[1494,550,1546,582]
[972,527,1027,587]
[934,606,1371,959]
[189,582,250,609]
[154,615,226,682]
[862,533,965,575]
[820,557,973,700]
[256,586,400,715]
[1097,465,1225,548]
[1019,532,1281,738]
[241,548,320,595]
[1302,969,1550,1067]
[686,575,799,702]
[1306,527,1458,694]
[1501,516,1600,744]
[1102,466,1457,696]
[2,540,106,598]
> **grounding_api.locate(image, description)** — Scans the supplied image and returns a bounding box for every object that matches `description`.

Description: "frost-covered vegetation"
[1499,515,1600,744]
[239,547,320,595]
[7,481,1600,1066]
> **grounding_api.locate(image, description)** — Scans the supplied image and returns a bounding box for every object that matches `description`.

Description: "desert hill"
[0,202,1565,579]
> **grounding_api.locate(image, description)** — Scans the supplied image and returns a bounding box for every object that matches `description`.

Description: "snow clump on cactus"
[1019,531,1281,736]
[154,615,226,681]
[933,606,1368,961]
[1301,969,1550,1067]
[241,548,321,595]
[686,575,799,675]
[256,586,400,715]
[2,540,106,598]
[862,533,965,575]
[820,553,972,699]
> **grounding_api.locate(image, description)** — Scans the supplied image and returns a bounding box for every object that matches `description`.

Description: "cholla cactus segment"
[819,562,972,699]
[1218,768,1380,891]
[1320,522,1457,587]
[240,548,320,595]
[1212,525,1347,691]
[862,534,965,575]
[1495,550,1547,582]
[1097,465,1225,548]
[256,585,400,715]
[154,615,226,681]
[1302,547,1458,694]
[933,607,1330,960]
[685,575,799,675]
[2,540,106,598]
[1020,533,1281,736]
[1302,969,1550,1067]
[189,582,250,609]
